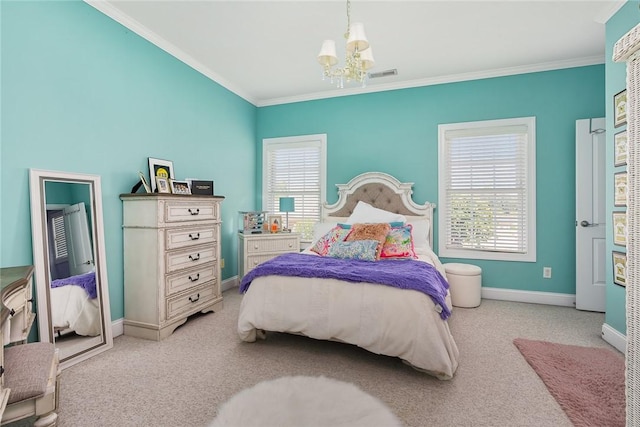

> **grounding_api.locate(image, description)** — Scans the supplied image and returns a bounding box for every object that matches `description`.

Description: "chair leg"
[33,411,57,427]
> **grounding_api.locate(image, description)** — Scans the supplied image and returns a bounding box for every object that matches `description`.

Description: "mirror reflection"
[30,169,113,369]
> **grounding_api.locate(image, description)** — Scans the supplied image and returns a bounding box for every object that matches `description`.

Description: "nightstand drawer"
[166,284,216,320]
[165,263,216,296]
[166,225,217,250]
[246,236,299,254]
[164,200,218,223]
[166,245,216,273]
[246,254,283,272]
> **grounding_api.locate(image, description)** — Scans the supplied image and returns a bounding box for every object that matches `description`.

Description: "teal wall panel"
[1,0,257,321]
[258,66,605,295]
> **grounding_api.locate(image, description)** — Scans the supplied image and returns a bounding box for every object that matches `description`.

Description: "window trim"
[437,117,536,262]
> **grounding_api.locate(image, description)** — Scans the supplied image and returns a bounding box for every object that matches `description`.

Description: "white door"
[575,118,606,312]
[63,202,94,276]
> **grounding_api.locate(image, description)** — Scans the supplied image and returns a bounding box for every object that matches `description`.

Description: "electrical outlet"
[220,258,225,269]
[543,267,552,279]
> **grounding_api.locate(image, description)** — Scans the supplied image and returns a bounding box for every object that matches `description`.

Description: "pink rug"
[513,338,625,427]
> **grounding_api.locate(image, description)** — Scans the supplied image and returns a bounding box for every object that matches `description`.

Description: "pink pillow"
[380,224,417,259]
[310,226,350,256]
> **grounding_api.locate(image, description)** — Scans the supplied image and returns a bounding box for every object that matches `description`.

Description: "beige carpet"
[514,338,625,427]
[35,290,620,427]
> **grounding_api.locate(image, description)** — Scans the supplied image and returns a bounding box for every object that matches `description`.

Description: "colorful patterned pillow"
[344,222,391,260]
[327,240,379,262]
[380,224,417,259]
[310,225,350,256]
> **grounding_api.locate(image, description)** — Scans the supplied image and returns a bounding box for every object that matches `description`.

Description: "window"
[263,134,327,241]
[438,117,536,262]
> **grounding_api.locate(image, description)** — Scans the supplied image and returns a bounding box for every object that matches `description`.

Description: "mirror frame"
[29,169,113,369]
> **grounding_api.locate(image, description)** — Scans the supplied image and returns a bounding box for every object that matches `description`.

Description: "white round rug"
[210,376,402,427]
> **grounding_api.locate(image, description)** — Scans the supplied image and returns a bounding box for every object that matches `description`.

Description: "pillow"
[312,222,339,244]
[345,222,391,260]
[380,224,417,259]
[346,201,407,225]
[406,219,430,252]
[310,225,350,256]
[327,240,379,262]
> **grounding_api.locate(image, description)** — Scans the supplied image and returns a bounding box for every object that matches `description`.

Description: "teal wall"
[258,66,605,295]
[605,1,639,335]
[1,1,257,321]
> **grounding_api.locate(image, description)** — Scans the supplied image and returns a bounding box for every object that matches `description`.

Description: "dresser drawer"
[246,236,299,254]
[166,225,217,250]
[166,245,216,273]
[163,200,218,223]
[166,284,216,320]
[165,263,216,297]
[245,253,284,273]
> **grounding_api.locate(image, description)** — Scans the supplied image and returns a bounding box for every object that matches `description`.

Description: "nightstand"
[238,232,301,279]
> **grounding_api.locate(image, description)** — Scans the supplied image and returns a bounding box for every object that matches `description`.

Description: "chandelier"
[317,0,375,88]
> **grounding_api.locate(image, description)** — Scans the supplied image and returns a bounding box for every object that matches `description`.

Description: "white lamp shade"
[317,40,338,66]
[360,47,375,70]
[346,22,369,52]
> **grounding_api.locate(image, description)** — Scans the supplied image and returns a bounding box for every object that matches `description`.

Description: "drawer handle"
[188,208,200,215]
[189,253,201,261]
[189,293,200,303]
[288,243,293,247]
[189,233,200,240]
[188,273,200,282]
[9,308,15,317]
[0,365,3,378]
[253,260,258,265]
[254,244,259,249]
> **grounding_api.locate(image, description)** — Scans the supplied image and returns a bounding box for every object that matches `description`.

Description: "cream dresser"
[238,232,300,279]
[121,194,224,340]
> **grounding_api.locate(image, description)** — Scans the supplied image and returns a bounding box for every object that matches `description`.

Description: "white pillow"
[407,218,430,251]
[346,201,407,224]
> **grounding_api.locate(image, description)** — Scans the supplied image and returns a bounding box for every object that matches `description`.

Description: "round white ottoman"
[444,263,482,308]
[210,376,402,427]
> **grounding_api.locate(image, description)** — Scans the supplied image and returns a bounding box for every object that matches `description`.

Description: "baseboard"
[481,287,576,307]
[111,277,239,338]
[602,322,627,354]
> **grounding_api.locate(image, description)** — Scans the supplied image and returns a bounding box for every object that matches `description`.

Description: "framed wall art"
[267,214,282,233]
[148,157,175,192]
[613,211,627,247]
[612,251,627,287]
[614,89,627,128]
[614,171,628,207]
[614,130,628,167]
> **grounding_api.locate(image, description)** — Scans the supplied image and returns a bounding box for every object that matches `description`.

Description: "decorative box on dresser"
[120,193,225,341]
[238,232,301,279]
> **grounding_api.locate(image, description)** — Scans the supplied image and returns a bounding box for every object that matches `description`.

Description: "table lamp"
[279,197,295,232]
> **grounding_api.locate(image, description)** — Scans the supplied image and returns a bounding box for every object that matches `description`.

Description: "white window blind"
[438,117,536,262]
[263,135,327,241]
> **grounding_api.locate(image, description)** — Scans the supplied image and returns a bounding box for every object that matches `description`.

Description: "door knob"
[580,220,593,227]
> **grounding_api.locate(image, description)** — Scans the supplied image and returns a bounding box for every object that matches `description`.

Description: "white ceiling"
[87,1,625,107]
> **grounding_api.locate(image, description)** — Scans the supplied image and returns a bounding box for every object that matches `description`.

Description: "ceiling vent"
[368,69,398,79]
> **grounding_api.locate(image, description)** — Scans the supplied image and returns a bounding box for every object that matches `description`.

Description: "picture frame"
[614,89,627,128]
[614,172,628,207]
[138,171,151,193]
[267,214,282,233]
[612,251,627,287]
[613,211,627,247]
[155,176,170,194]
[614,130,627,167]
[148,157,175,192]
[170,180,191,195]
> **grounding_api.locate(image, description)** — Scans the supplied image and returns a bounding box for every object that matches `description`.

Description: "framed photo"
[614,172,628,207]
[613,211,627,247]
[614,89,627,128]
[155,176,170,194]
[614,130,627,167]
[267,214,282,233]
[612,251,627,287]
[170,180,191,195]
[138,171,151,193]
[148,157,175,192]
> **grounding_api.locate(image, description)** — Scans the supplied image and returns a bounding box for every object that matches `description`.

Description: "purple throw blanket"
[240,253,451,320]
[51,271,97,299]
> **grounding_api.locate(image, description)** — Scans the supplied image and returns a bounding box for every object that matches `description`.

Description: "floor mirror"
[29,169,113,369]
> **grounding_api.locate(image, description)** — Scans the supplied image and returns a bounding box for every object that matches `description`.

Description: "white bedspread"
[50,285,101,336]
[238,248,459,379]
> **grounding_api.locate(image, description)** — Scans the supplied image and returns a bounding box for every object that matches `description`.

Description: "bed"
[50,270,101,337]
[237,172,459,379]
